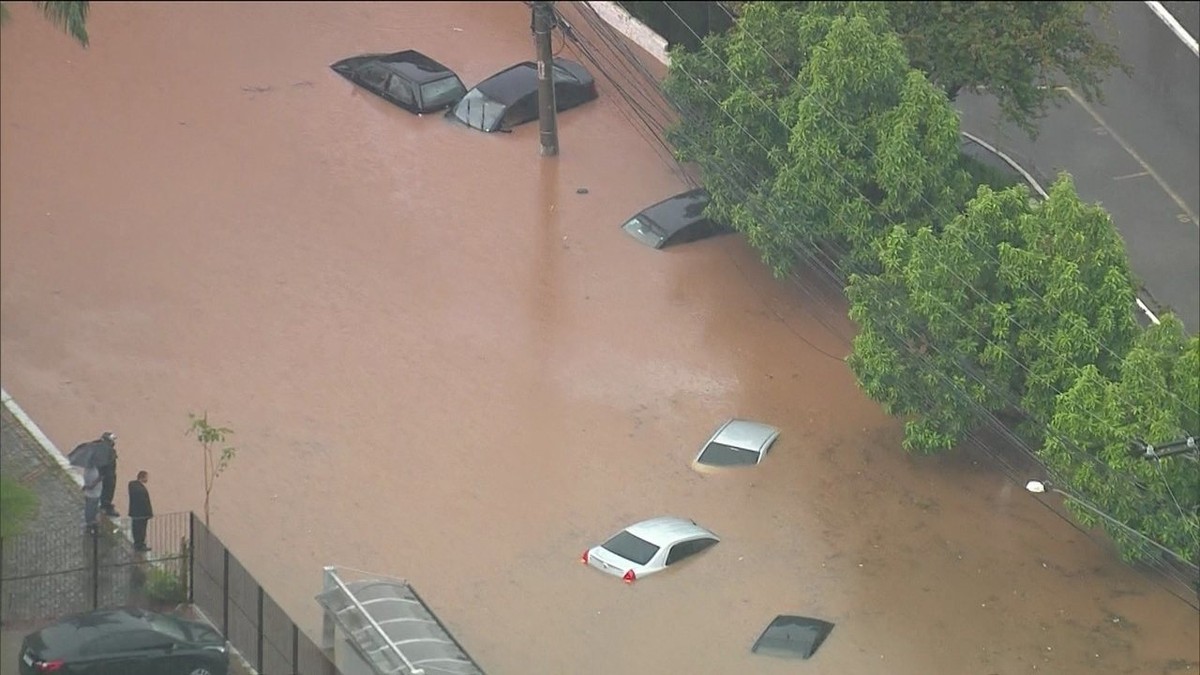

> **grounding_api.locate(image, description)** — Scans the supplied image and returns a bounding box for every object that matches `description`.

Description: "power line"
[706,1,1200,425]
[692,0,1200,559]
[660,0,1198,511]
[643,4,1198,583]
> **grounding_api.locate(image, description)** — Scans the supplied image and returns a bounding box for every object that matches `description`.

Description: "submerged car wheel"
[183,664,218,675]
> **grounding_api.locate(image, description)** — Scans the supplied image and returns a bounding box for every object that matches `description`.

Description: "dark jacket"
[128,480,153,518]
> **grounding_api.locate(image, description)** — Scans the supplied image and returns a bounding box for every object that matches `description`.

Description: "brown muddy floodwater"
[2,2,1197,674]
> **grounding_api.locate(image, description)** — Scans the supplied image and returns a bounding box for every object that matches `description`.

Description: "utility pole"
[533,1,559,156]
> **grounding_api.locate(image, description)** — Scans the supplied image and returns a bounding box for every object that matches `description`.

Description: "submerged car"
[751,615,835,660]
[449,59,598,132]
[582,516,719,583]
[694,419,781,469]
[18,608,228,675]
[621,188,733,249]
[331,50,467,114]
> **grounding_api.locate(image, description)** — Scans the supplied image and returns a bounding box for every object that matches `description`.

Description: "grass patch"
[0,475,39,537]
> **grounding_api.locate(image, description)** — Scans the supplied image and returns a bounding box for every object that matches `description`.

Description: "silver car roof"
[624,517,718,547]
[710,419,780,453]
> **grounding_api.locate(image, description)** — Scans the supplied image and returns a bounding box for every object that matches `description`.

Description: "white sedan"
[582,517,719,583]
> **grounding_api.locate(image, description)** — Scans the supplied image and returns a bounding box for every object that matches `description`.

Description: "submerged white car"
[693,419,780,469]
[582,516,719,583]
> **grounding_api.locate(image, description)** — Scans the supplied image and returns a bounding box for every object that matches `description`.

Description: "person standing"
[82,465,103,535]
[95,431,120,517]
[128,470,153,552]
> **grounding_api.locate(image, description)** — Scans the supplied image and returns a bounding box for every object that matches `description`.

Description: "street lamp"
[1024,479,1195,568]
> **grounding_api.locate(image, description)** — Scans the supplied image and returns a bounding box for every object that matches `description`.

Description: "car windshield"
[622,216,665,248]
[452,89,506,131]
[147,614,187,642]
[421,76,463,109]
[697,442,760,467]
[601,531,659,565]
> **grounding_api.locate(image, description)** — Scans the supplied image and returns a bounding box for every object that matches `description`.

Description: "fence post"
[292,623,299,675]
[222,548,230,637]
[256,585,265,673]
[187,513,195,604]
[0,536,5,625]
[91,530,99,610]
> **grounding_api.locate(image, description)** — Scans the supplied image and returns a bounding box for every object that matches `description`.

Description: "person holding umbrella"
[68,431,120,517]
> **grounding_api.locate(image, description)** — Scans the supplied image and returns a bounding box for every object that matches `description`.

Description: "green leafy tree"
[663,3,969,276]
[880,1,1126,138]
[186,412,237,527]
[847,176,1139,452]
[0,1,90,47]
[1044,316,1199,563]
[0,475,39,538]
[717,2,1126,138]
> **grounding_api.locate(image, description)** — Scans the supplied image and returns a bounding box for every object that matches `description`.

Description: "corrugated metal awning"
[316,568,483,675]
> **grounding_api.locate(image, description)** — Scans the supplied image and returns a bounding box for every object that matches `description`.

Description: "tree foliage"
[1044,316,1199,563]
[880,1,1126,138]
[0,1,90,47]
[716,1,1126,138]
[847,176,1139,452]
[663,2,968,276]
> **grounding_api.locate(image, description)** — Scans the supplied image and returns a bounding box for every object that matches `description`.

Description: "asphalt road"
[957,2,1199,332]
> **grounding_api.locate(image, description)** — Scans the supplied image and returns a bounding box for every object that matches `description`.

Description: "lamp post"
[1024,480,1194,568]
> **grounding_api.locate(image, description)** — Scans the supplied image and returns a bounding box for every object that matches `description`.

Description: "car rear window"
[452,89,506,131]
[601,531,659,565]
[697,442,760,466]
[420,76,464,109]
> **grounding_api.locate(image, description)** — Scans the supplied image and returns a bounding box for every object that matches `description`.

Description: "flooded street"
[2,2,1197,673]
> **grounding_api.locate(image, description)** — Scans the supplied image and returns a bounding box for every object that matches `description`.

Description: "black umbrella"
[68,435,116,468]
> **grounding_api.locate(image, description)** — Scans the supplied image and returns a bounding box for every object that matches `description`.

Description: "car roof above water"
[637,188,710,232]
[625,516,716,547]
[711,419,780,453]
[338,50,458,84]
[474,59,586,105]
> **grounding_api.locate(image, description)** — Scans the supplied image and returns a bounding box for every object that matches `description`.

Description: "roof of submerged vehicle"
[711,419,780,453]
[474,59,590,105]
[634,188,711,233]
[331,50,459,84]
[624,517,717,547]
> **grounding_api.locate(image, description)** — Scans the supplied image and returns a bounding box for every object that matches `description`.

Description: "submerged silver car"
[693,419,780,469]
[582,516,719,583]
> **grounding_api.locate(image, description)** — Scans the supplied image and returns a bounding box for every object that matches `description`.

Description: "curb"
[582,5,1166,326]
[0,386,83,487]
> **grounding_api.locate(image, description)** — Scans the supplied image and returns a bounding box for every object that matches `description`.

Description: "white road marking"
[1062,87,1199,226]
[1113,171,1151,180]
[1144,1,1199,57]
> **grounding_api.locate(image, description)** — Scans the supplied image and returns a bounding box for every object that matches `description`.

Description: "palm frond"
[35,0,89,47]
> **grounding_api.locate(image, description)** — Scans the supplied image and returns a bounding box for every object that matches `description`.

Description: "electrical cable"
[641,7,1199,598]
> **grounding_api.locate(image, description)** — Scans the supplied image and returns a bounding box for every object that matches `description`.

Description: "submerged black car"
[18,608,229,675]
[448,59,598,132]
[621,188,733,249]
[331,50,467,114]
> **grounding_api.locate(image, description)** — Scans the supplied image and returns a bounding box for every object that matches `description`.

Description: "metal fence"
[0,511,191,624]
[192,514,338,675]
